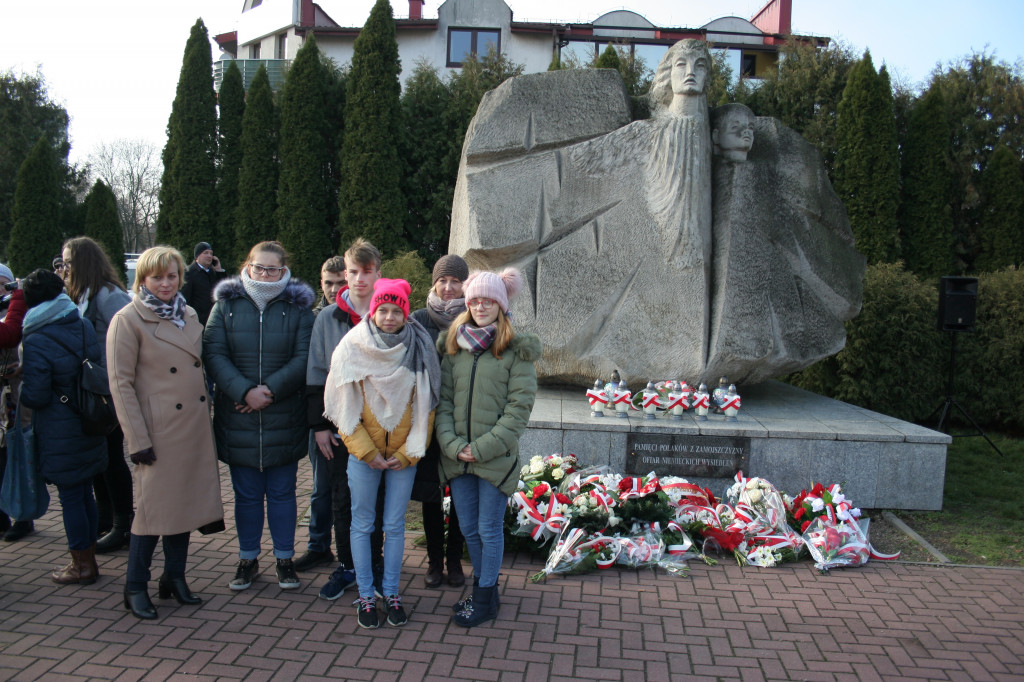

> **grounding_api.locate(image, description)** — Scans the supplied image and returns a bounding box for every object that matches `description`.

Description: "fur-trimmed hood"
[436,330,542,362]
[212,276,316,309]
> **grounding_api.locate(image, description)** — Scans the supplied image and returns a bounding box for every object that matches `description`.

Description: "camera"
[2,281,17,291]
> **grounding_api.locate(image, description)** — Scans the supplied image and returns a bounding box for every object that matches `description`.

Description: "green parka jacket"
[435,330,541,495]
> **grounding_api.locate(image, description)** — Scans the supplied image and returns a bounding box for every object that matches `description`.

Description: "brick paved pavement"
[1,461,1022,681]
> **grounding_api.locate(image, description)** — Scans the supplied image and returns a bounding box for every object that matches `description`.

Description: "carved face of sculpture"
[713,111,755,161]
[670,50,709,96]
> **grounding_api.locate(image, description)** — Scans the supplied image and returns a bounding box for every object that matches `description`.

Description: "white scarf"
[323,319,435,461]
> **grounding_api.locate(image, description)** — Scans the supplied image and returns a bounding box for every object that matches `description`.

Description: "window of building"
[741,53,757,78]
[276,33,287,60]
[251,43,261,59]
[447,28,500,67]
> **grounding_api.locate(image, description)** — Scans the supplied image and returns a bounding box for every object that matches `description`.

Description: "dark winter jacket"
[83,283,131,365]
[409,307,448,503]
[306,302,356,430]
[435,330,541,496]
[20,311,107,486]
[203,277,315,469]
[181,262,228,326]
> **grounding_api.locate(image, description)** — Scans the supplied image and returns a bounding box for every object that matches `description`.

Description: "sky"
[1,0,1021,166]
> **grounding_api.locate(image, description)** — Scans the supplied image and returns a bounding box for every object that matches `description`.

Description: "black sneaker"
[319,566,357,600]
[385,594,408,626]
[293,549,335,572]
[229,558,259,590]
[276,559,300,589]
[356,596,379,629]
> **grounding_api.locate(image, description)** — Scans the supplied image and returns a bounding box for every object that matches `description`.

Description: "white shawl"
[323,320,434,460]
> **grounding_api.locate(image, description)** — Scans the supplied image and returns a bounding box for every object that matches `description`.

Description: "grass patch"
[889,434,1024,566]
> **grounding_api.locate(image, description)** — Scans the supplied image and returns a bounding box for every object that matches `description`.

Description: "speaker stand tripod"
[927,332,1003,456]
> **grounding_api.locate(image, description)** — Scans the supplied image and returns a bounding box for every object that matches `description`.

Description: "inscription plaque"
[625,433,749,478]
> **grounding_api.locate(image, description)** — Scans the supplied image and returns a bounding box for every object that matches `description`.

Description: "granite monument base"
[521,381,949,510]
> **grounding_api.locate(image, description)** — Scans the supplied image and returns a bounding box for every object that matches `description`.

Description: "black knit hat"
[194,242,213,260]
[22,269,64,309]
[431,254,469,284]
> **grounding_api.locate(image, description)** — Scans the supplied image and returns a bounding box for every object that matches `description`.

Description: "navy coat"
[203,277,315,470]
[20,311,107,487]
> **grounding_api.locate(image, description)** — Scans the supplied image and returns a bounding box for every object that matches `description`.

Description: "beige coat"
[107,297,222,536]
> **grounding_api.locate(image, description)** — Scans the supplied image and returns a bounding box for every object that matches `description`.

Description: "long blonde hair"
[445,307,515,359]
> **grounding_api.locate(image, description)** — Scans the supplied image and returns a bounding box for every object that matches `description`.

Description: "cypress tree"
[899,86,953,279]
[401,62,451,265]
[83,179,125,277]
[595,44,621,71]
[338,0,406,258]
[976,145,1024,271]
[156,19,219,254]
[217,61,245,263]
[277,35,334,284]
[234,66,279,265]
[9,136,63,275]
[834,53,900,263]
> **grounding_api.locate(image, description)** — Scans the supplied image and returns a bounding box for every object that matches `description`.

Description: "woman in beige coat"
[107,246,223,620]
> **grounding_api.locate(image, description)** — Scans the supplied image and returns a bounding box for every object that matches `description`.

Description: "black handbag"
[47,321,119,437]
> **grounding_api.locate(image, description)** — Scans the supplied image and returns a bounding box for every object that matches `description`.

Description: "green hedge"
[786,263,1024,431]
[786,262,945,422]
[381,251,432,311]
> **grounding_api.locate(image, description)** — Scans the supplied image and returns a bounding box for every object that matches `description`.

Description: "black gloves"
[130,448,156,465]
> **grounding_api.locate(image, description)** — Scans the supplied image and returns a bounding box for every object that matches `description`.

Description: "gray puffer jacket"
[203,277,315,470]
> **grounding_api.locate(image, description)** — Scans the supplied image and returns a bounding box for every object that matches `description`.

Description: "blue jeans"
[229,462,298,560]
[56,482,98,551]
[306,431,332,553]
[347,455,415,599]
[449,474,508,588]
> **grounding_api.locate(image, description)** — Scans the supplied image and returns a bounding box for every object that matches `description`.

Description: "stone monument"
[450,39,865,387]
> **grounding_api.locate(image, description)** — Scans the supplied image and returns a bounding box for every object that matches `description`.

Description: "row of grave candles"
[586,378,741,422]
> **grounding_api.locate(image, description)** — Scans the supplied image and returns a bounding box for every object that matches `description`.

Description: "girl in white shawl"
[324,278,440,630]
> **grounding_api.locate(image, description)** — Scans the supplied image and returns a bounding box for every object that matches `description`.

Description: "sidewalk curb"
[883,511,951,563]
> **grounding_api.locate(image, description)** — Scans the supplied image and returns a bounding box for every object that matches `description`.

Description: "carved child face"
[713,111,755,161]
[670,50,709,96]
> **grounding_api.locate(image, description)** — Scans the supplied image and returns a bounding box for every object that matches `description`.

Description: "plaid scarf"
[138,286,187,329]
[456,323,497,353]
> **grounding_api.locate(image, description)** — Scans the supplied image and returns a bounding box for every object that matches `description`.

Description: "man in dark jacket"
[301,239,385,600]
[181,242,227,326]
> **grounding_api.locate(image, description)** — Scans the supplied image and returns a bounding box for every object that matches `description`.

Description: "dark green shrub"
[787,262,945,422]
[956,267,1024,430]
[380,251,431,311]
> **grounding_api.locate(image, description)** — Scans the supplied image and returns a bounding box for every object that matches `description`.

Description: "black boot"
[96,514,131,553]
[3,520,34,542]
[123,587,158,620]
[158,574,202,605]
[452,576,479,612]
[452,584,497,628]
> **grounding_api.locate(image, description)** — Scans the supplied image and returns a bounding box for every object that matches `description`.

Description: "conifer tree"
[338,0,406,257]
[276,35,334,284]
[83,179,125,277]
[976,144,1024,271]
[899,86,953,279]
[595,44,621,71]
[234,66,279,265]
[834,52,900,263]
[401,62,451,264]
[217,61,245,263]
[156,19,218,254]
[9,136,63,275]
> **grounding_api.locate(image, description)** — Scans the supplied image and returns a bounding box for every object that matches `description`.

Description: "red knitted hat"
[369,278,411,319]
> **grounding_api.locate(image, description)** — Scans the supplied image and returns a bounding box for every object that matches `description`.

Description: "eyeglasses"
[249,263,285,276]
[468,298,495,310]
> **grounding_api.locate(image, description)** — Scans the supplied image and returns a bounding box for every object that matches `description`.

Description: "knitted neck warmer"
[241,268,292,311]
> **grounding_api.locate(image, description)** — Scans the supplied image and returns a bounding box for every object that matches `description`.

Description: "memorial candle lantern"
[723,384,741,421]
[693,383,710,421]
[666,381,687,420]
[641,381,661,419]
[613,380,632,418]
[586,379,608,417]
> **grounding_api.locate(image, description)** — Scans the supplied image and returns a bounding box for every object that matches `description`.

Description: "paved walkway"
[1,461,1022,682]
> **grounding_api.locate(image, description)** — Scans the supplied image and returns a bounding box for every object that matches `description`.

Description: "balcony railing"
[214,59,290,92]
